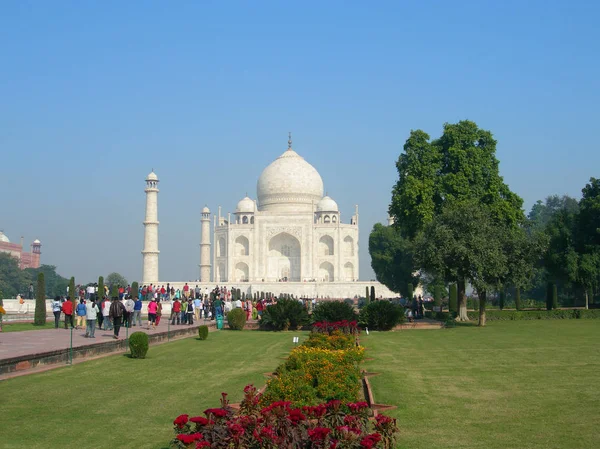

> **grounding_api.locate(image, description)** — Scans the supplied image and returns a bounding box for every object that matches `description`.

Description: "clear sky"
[1,0,598,284]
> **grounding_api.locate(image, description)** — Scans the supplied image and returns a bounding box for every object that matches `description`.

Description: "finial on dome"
[288,132,292,149]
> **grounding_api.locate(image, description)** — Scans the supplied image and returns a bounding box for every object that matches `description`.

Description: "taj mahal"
[141,135,397,299]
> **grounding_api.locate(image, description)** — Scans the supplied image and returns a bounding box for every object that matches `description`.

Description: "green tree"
[68,276,76,312]
[370,286,375,302]
[131,281,139,299]
[25,265,69,298]
[528,195,579,232]
[98,276,105,301]
[416,202,509,326]
[34,273,46,325]
[110,284,118,298]
[433,284,442,308]
[365,286,369,305]
[449,283,458,314]
[498,290,505,310]
[389,121,524,321]
[514,287,521,311]
[106,272,128,288]
[0,253,32,297]
[369,223,419,297]
[407,283,414,302]
[576,178,600,309]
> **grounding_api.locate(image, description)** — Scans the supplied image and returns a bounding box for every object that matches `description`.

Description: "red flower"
[347,402,369,413]
[360,433,382,448]
[375,414,394,425]
[227,422,245,438]
[173,414,189,428]
[326,400,342,410]
[329,439,339,449]
[176,433,203,444]
[204,408,228,418]
[196,442,210,448]
[308,427,331,441]
[287,408,306,424]
[189,416,212,426]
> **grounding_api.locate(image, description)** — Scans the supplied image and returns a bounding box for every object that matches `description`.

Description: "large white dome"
[257,148,324,212]
[0,231,9,243]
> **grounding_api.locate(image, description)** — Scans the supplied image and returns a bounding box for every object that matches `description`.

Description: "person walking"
[97,296,104,330]
[76,298,87,330]
[155,298,162,326]
[180,298,188,325]
[51,296,62,329]
[133,296,143,327]
[85,298,100,338]
[171,298,181,325]
[28,283,34,300]
[147,298,158,330]
[109,297,126,339]
[124,295,135,328]
[102,298,112,330]
[186,299,194,325]
[193,296,202,322]
[62,297,74,329]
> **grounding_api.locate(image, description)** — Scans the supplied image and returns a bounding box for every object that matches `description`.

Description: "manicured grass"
[0,330,307,449]
[362,320,600,449]
[0,321,56,332]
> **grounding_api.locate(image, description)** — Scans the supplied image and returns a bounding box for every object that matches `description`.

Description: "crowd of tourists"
[48,283,312,340]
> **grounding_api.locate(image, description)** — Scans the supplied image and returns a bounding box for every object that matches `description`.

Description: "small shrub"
[129,331,149,359]
[198,325,209,340]
[359,300,404,331]
[260,298,310,331]
[312,300,358,323]
[227,308,247,330]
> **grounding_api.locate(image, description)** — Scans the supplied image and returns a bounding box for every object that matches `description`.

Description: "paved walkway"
[0,318,211,361]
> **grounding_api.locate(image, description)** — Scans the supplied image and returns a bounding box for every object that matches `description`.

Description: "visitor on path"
[171,298,181,325]
[28,283,34,300]
[85,299,100,338]
[97,297,104,329]
[0,304,5,332]
[195,285,201,300]
[186,299,194,325]
[133,296,143,327]
[155,298,162,326]
[124,295,135,328]
[180,298,188,324]
[193,296,202,321]
[183,283,190,299]
[62,297,74,329]
[102,298,112,330]
[76,298,87,330]
[109,297,126,339]
[214,297,223,319]
[147,298,158,330]
[51,297,62,328]
[245,300,253,320]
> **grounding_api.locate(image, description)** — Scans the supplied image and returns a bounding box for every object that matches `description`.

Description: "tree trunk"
[478,290,486,327]
[457,279,469,321]
[515,287,521,311]
[585,290,589,310]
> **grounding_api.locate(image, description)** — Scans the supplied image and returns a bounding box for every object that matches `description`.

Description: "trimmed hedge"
[260,298,310,331]
[129,332,149,358]
[227,308,247,330]
[358,300,404,331]
[425,309,600,322]
[312,300,358,323]
[198,325,209,340]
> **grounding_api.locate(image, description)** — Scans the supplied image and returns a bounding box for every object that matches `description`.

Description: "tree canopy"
[106,272,128,288]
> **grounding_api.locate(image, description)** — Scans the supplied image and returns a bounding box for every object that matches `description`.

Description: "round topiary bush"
[359,300,405,331]
[129,331,149,359]
[227,308,247,330]
[260,298,310,331]
[312,300,358,323]
[198,325,209,340]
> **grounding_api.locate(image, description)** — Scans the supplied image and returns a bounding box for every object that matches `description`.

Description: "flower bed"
[169,321,399,448]
[170,385,398,448]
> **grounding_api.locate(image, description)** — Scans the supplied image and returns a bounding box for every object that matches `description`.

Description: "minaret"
[200,206,211,282]
[142,171,160,285]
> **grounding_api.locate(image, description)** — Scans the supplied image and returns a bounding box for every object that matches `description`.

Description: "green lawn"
[0,321,56,332]
[1,322,598,448]
[362,320,600,449]
[0,330,306,449]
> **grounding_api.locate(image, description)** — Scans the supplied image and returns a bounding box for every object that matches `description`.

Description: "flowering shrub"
[170,385,399,449]
[313,320,359,335]
[304,330,357,350]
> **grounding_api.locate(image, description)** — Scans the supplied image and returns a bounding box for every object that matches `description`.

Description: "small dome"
[236,196,255,213]
[317,196,339,212]
[33,239,41,244]
[146,171,158,181]
[0,231,9,243]
[202,206,210,213]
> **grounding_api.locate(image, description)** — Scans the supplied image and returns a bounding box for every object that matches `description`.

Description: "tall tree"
[389,121,524,320]
[25,264,69,298]
[0,253,32,297]
[106,272,128,288]
[131,281,139,299]
[98,276,105,301]
[68,276,76,312]
[528,195,579,232]
[415,202,509,326]
[34,273,46,325]
[576,178,600,308]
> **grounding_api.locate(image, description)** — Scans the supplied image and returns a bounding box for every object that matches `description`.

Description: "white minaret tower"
[142,170,160,285]
[200,205,211,282]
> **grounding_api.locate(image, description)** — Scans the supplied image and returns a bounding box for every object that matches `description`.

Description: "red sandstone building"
[0,231,41,269]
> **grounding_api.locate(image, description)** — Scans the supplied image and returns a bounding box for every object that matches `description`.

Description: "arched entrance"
[268,232,301,281]
[319,261,334,282]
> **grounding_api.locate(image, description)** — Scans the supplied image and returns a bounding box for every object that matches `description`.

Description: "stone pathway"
[0,318,211,361]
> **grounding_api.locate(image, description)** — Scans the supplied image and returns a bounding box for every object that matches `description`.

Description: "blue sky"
[1,0,598,284]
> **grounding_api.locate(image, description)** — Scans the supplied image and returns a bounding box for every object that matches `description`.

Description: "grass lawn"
[362,320,600,449]
[0,330,306,449]
[0,321,57,332]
